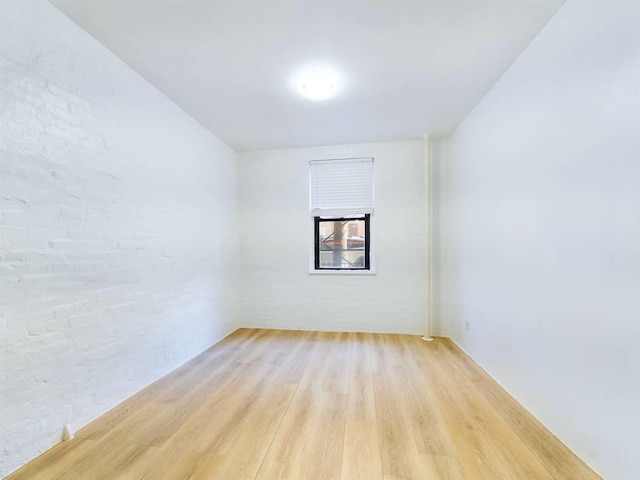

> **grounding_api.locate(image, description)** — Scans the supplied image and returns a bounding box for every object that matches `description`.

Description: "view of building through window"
[317,217,368,269]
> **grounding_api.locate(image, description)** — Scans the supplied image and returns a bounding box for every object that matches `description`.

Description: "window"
[309,157,374,272]
[314,215,370,270]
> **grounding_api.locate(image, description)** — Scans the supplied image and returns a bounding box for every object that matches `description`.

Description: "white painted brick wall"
[0,1,238,476]
[237,141,427,335]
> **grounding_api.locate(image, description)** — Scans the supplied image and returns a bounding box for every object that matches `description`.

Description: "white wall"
[0,1,237,476]
[237,140,427,334]
[433,1,640,478]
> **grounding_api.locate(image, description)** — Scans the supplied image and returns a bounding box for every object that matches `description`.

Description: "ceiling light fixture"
[298,68,338,101]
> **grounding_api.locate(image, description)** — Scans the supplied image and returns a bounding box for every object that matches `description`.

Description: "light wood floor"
[7,329,600,480]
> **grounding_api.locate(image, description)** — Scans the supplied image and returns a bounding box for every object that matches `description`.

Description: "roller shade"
[309,157,374,217]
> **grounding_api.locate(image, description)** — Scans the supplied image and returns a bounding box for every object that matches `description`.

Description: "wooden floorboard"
[6,329,601,480]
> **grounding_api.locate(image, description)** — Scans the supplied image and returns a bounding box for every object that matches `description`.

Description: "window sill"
[309,269,377,276]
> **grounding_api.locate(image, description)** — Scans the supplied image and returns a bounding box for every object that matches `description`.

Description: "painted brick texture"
[237,141,427,335]
[0,1,237,476]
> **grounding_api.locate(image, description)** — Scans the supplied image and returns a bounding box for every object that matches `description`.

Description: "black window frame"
[314,214,371,271]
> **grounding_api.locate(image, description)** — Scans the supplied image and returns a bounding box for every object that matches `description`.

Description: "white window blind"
[309,157,374,217]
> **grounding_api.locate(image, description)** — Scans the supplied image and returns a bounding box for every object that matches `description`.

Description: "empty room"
[1,0,639,479]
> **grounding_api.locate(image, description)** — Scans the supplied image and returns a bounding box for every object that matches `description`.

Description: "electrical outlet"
[465,320,470,332]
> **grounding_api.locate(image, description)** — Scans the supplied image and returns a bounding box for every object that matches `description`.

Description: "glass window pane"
[318,218,367,269]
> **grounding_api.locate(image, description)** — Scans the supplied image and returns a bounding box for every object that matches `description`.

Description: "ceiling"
[50,0,564,152]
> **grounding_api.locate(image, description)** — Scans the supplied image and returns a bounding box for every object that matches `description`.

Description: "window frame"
[313,214,371,271]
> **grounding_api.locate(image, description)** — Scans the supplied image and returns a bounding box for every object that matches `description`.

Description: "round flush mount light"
[298,68,338,101]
